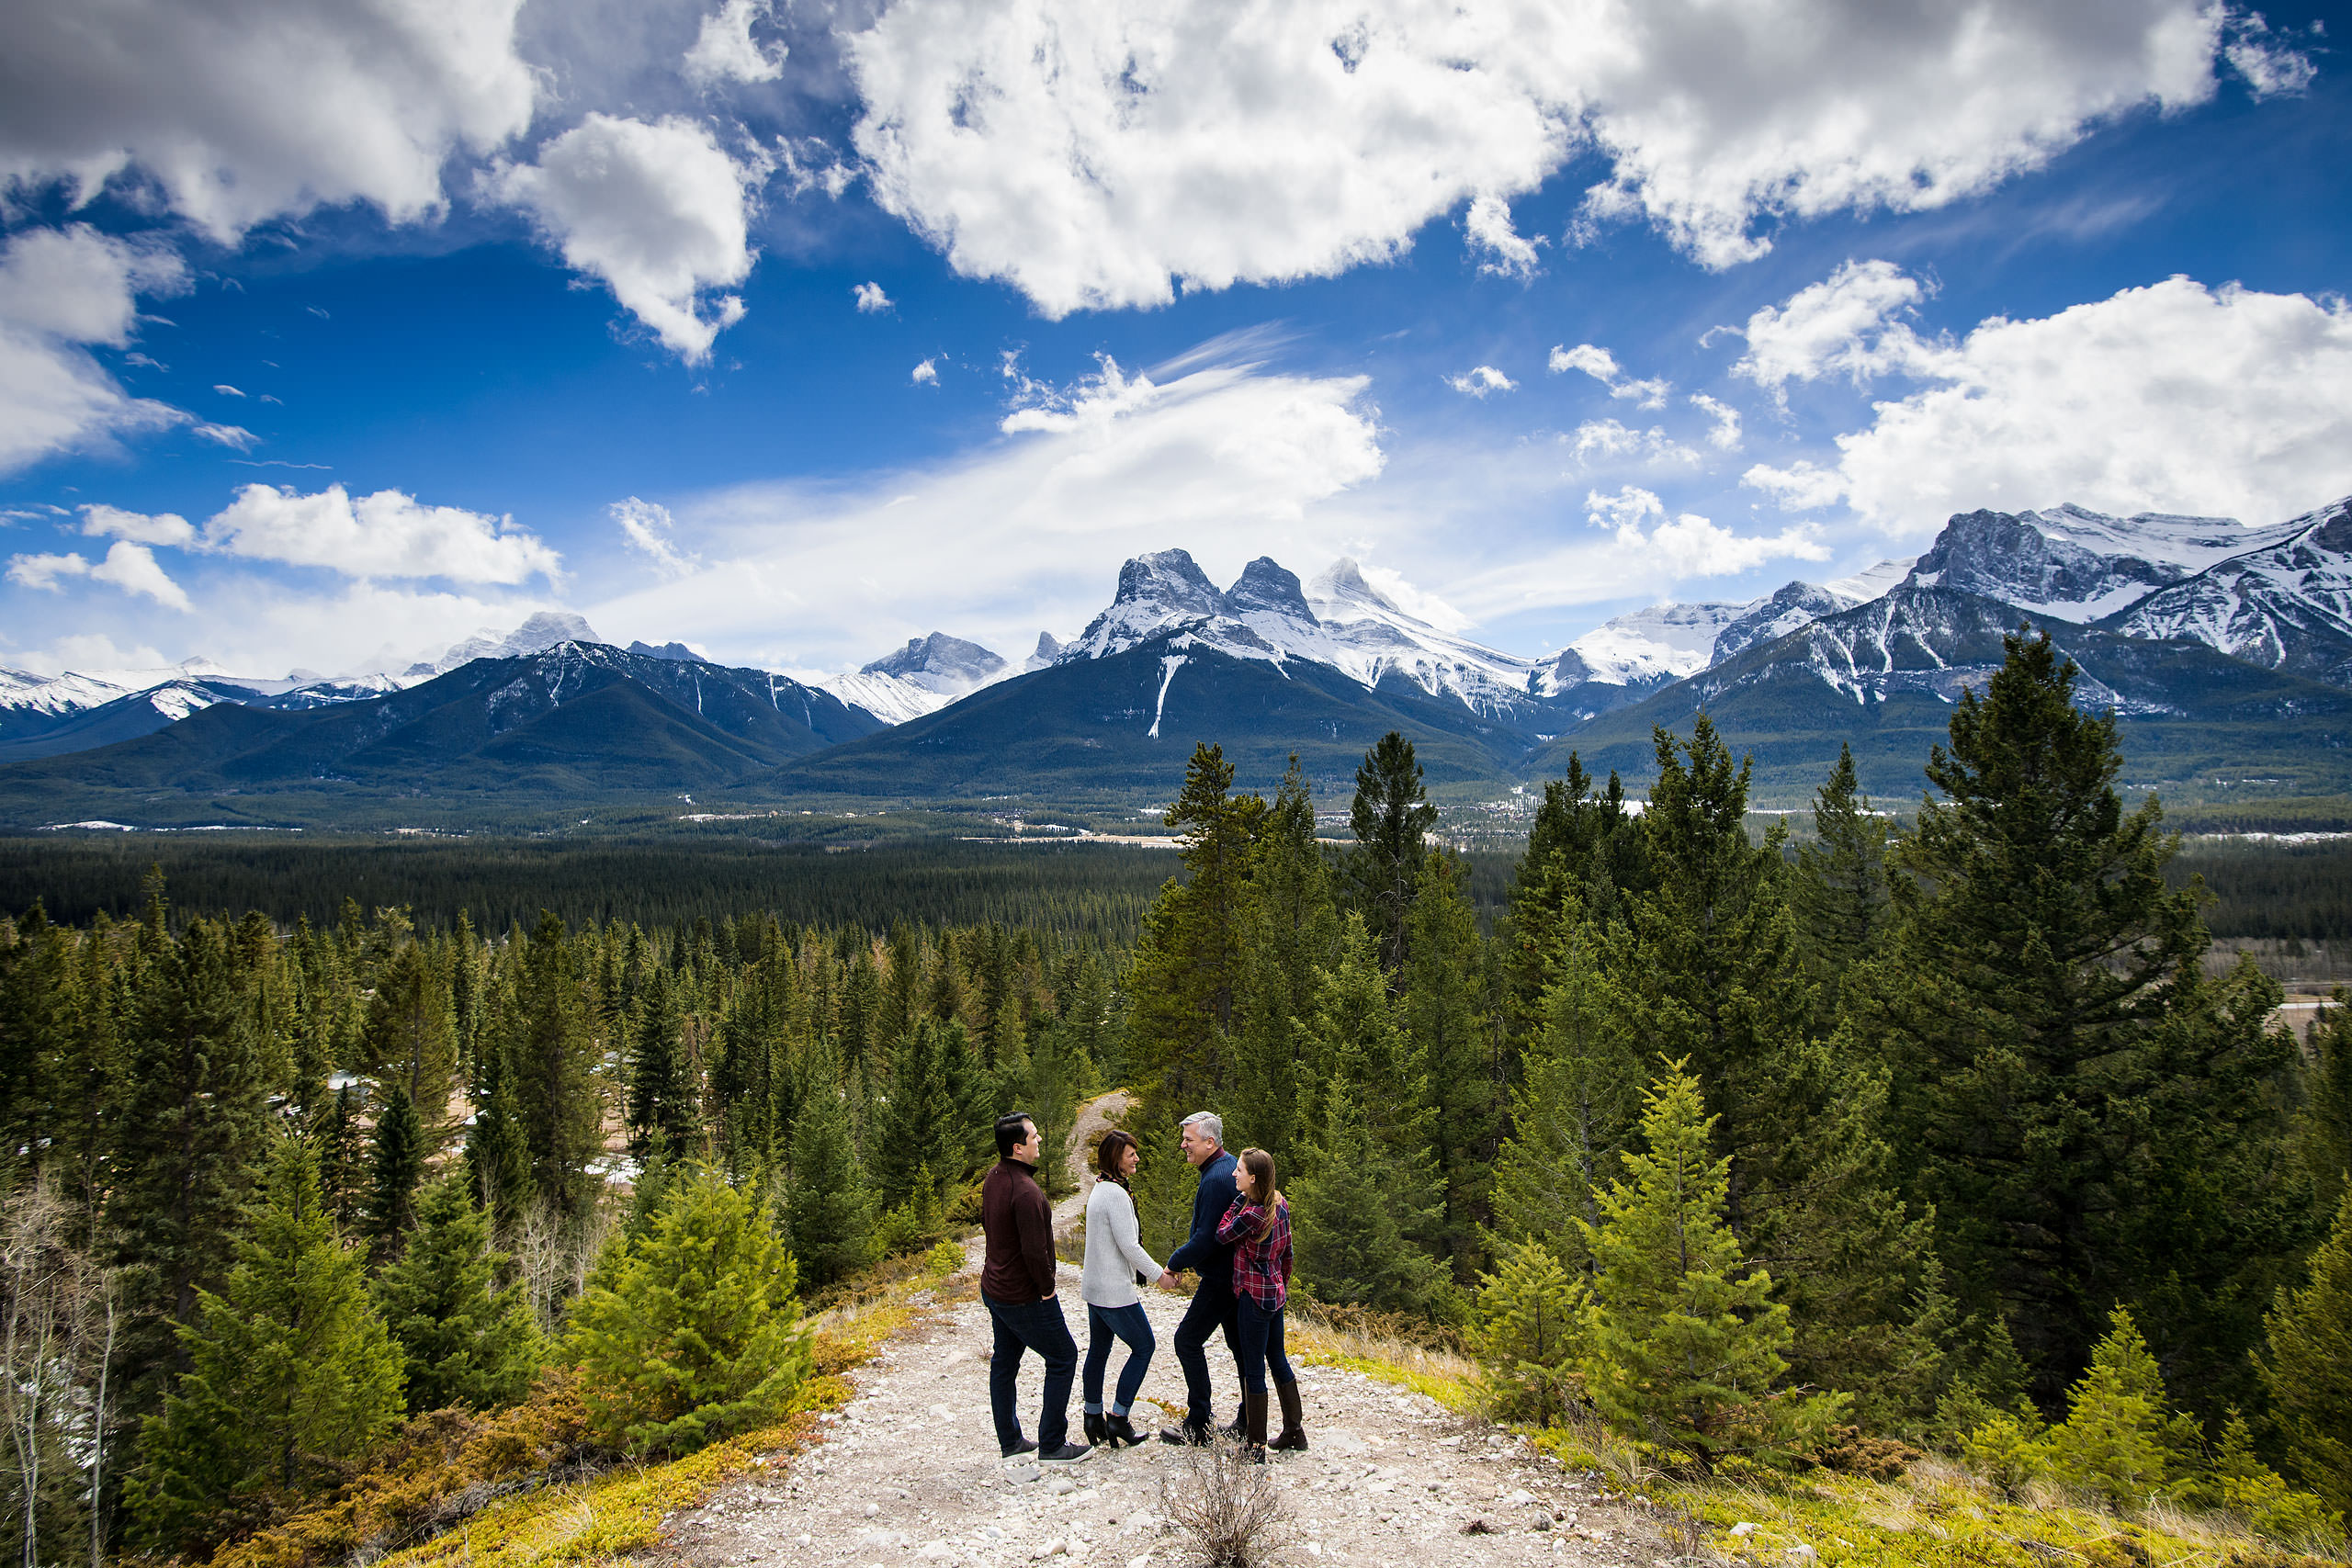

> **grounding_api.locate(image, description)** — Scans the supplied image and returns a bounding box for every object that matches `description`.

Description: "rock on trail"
[656,1094,1623,1567]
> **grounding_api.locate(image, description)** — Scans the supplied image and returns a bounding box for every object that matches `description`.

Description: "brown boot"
[1271,1379,1307,1451]
[1243,1390,1269,1462]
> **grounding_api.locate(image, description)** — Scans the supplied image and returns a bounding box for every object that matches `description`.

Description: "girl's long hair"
[1238,1147,1279,1242]
[1096,1129,1138,1190]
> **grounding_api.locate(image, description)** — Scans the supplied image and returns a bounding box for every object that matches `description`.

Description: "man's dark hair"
[995,1111,1037,1162]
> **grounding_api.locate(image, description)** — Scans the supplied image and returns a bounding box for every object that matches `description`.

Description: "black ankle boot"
[1105,1412,1142,1448]
[1083,1411,1108,1448]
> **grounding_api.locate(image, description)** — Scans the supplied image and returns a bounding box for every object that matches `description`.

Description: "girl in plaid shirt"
[1216,1147,1306,1457]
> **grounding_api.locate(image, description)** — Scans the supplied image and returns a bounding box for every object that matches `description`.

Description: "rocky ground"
[656,1098,1644,1568]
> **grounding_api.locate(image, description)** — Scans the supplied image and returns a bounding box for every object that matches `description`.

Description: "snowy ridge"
[1904,503,2307,623]
[820,632,1012,726]
[2104,495,2352,682]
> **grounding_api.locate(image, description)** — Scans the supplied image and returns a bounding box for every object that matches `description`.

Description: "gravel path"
[659,1098,1632,1568]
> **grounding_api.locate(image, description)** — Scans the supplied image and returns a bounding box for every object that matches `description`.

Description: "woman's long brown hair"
[1238,1147,1279,1243]
[1096,1129,1138,1189]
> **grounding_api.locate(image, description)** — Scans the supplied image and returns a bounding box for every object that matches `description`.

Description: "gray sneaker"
[1038,1441,1094,1464]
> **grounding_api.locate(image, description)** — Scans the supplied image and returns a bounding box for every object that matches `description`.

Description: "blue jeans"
[1172,1275,1243,1428]
[983,1294,1077,1454]
[1082,1302,1155,1416]
[1232,1294,1292,1394]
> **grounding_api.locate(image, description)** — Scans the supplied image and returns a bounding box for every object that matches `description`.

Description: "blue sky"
[2,0,2347,682]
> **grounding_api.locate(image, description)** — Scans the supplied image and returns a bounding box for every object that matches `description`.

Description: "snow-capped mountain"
[402,611,604,679]
[821,633,1011,725]
[1060,549,1546,718]
[2102,495,2352,686]
[0,667,132,719]
[1023,633,1065,673]
[1904,504,2306,623]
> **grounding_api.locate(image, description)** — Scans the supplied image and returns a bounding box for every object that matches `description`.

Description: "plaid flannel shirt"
[1216,1193,1293,1310]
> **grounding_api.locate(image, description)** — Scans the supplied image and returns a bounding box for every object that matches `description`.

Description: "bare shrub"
[1157,1438,1292,1568]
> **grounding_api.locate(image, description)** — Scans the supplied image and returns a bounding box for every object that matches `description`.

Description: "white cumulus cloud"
[492,114,757,363]
[204,483,563,583]
[1550,340,1668,406]
[1446,365,1517,398]
[609,496,698,578]
[1464,194,1543,278]
[843,0,2288,313]
[0,224,189,474]
[684,0,787,88]
[1569,419,1699,466]
[1577,483,1821,575]
[1689,392,1742,451]
[81,502,196,547]
[854,281,893,312]
[910,357,938,385]
[0,0,535,242]
[6,541,189,609]
[1732,258,1947,397]
[1741,271,2352,535]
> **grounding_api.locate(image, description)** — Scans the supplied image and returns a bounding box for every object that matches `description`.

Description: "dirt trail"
[660,1094,1625,1567]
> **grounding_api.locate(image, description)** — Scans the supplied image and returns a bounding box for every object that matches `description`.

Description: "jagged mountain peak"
[1024,632,1066,672]
[1306,557,1407,620]
[1224,558,1318,625]
[1113,548,1224,614]
[863,632,1006,687]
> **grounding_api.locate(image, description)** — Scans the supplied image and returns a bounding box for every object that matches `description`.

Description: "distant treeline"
[0,838,1171,949]
[2169,837,2352,940]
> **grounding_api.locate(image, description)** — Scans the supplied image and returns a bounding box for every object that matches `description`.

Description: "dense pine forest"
[3,630,2349,1564]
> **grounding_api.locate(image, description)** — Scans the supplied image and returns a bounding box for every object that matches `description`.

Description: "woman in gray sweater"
[1080,1130,1163,1448]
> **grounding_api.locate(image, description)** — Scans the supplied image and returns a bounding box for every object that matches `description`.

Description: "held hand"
[1156,1269,1180,1291]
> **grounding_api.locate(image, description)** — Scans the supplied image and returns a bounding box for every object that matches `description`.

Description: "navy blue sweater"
[1165,1150,1239,1285]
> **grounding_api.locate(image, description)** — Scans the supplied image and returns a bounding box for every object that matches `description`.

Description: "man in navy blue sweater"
[1157,1110,1246,1445]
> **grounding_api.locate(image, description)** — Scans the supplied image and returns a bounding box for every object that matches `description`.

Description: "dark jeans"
[1171,1276,1242,1427]
[1082,1301,1155,1416]
[984,1293,1077,1454]
[1233,1293,1293,1394]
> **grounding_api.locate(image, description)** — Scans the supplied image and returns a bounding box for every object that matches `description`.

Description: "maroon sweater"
[980,1158,1057,1304]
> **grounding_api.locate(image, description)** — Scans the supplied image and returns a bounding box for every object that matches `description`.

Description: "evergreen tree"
[2041,1306,2196,1508]
[870,1018,959,1212]
[565,1165,813,1457]
[130,1139,404,1553]
[1023,1016,1086,1199]
[626,967,701,1162]
[503,914,604,1215]
[1579,1063,1843,1467]
[1472,1239,1586,1426]
[1487,910,1643,1269]
[1346,731,1435,977]
[2296,996,2352,1215]
[1791,743,1891,1017]
[371,1176,538,1414]
[1229,756,1340,1158]
[1124,743,1263,1129]
[367,1086,426,1264]
[357,942,457,1153]
[462,1041,535,1238]
[785,1048,877,1287]
[1873,630,2302,1395]
[112,917,272,1396]
[1504,752,1644,1026]
[1399,854,1498,1275]
[2257,1190,2352,1515]
[314,1086,364,1231]
[1288,1082,1444,1314]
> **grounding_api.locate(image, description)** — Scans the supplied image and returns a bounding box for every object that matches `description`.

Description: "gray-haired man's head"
[1180,1111,1223,1168]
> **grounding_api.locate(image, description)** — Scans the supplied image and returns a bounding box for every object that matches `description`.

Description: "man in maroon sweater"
[980,1111,1092,1463]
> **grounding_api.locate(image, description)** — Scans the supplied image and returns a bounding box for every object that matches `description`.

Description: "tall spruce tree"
[358,942,457,1154]
[1791,742,1892,1017]
[372,1176,538,1414]
[1228,757,1340,1159]
[1124,743,1262,1129]
[463,1039,535,1238]
[2295,997,2352,1215]
[367,1085,426,1264]
[1346,731,1435,977]
[112,917,272,1396]
[1504,752,1645,1026]
[503,913,604,1215]
[785,1047,877,1287]
[130,1139,404,1553]
[626,967,701,1162]
[1873,630,2302,1399]
[1487,908,1644,1269]
[1399,854,1498,1276]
